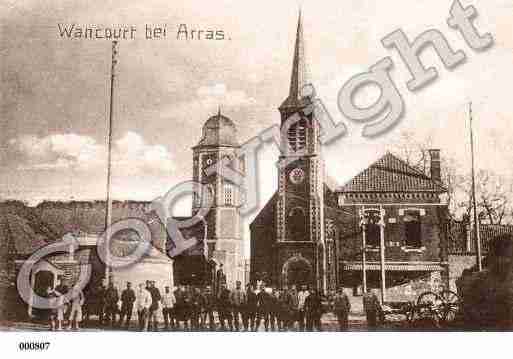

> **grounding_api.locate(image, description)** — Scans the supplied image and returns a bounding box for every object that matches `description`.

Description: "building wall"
[250,195,277,285]
[448,254,476,292]
[339,203,448,264]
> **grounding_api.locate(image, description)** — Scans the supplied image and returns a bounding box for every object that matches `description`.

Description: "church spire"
[280,11,309,110]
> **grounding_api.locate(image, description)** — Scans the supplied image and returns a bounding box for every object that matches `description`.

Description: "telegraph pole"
[469,102,483,271]
[359,208,367,293]
[104,41,118,282]
[379,205,386,303]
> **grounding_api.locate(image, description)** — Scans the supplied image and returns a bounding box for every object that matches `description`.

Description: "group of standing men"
[82,279,356,331]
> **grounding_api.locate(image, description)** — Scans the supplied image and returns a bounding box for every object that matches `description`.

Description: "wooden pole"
[360,208,367,293]
[105,41,118,282]
[469,102,483,271]
[379,205,386,303]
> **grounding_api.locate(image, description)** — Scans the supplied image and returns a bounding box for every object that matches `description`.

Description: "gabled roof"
[337,152,446,193]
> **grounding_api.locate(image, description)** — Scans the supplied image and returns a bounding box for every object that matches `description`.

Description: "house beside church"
[335,151,450,302]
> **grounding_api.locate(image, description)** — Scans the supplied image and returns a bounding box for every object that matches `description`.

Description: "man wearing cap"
[230,281,247,331]
[135,282,152,331]
[333,287,351,331]
[363,289,382,330]
[119,281,136,329]
[202,286,216,330]
[147,280,162,331]
[162,285,176,330]
[244,284,258,331]
[104,281,119,328]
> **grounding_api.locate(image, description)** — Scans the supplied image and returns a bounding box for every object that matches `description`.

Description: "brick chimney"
[428,149,441,182]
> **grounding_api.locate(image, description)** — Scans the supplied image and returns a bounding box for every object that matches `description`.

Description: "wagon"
[382,290,461,329]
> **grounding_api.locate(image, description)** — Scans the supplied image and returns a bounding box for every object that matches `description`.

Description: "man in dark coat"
[286,285,299,330]
[217,283,233,331]
[147,280,161,331]
[215,263,227,297]
[202,286,216,330]
[245,284,258,331]
[174,285,188,330]
[104,281,119,328]
[363,289,382,330]
[97,280,107,325]
[305,289,323,331]
[119,281,136,328]
[256,286,273,331]
[333,287,351,331]
[230,281,247,331]
[190,286,205,330]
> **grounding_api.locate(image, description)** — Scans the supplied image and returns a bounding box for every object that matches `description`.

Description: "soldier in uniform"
[190,286,205,330]
[174,285,189,330]
[333,287,351,331]
[97,280,107,325]
[216,263,227,297]
[217,283,233,331]
[256,285,273,331]
[68,287,85,330]
[244,284,258,331]
[202,286,216,330]
[274,288,288,331]
[297,285,310,331]
[104,281,119,328]
[162,285,176,330]
[119,281,136,329]
[286,285,299,330]
[230,281,247,331]
[363,289,382,330]
[304,289,323,331]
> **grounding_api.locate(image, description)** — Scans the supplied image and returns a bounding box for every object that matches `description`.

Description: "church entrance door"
[283,256,312,288]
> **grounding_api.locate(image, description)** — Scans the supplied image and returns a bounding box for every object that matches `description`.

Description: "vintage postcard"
[1,0,513,354]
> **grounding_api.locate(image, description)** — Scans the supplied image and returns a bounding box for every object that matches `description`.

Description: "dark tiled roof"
[337,152,446,193]
[0,203,58,257]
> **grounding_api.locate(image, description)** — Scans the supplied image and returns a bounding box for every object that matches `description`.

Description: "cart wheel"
[415,291,442,326]
[439,290,460,323]
[416,291,441,307]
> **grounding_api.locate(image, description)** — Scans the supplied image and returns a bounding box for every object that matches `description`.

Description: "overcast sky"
[1,0,512,254]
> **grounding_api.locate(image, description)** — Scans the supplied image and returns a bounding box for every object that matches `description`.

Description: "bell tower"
[192,109,244,287]
[276,13,326,291]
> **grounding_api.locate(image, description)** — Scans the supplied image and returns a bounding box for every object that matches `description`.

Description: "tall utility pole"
[469,102,483,271]
[105,41,118,282]
[379,205,386,303]
[359,208,367,293]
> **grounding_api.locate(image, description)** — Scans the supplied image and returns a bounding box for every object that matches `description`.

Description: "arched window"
[287,118,308,152]
[288,206,306,240]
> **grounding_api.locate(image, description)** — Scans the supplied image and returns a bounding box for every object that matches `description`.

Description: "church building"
[250,15,451,301]
[250,14,341,293]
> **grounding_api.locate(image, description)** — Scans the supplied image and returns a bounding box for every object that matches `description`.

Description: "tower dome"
[197,109,238,147]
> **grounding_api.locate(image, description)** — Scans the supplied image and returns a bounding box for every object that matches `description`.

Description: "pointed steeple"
[280,11,309,111]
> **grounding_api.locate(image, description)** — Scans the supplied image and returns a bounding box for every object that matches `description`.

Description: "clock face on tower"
[289,167,305,184]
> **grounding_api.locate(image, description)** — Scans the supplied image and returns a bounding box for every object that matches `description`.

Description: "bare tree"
[389,131,513,224]
[457,170,513,225]
[390,131,460,217]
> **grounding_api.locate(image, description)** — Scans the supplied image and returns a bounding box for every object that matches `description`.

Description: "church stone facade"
[191,111,244,287]
[250,15,340,293]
